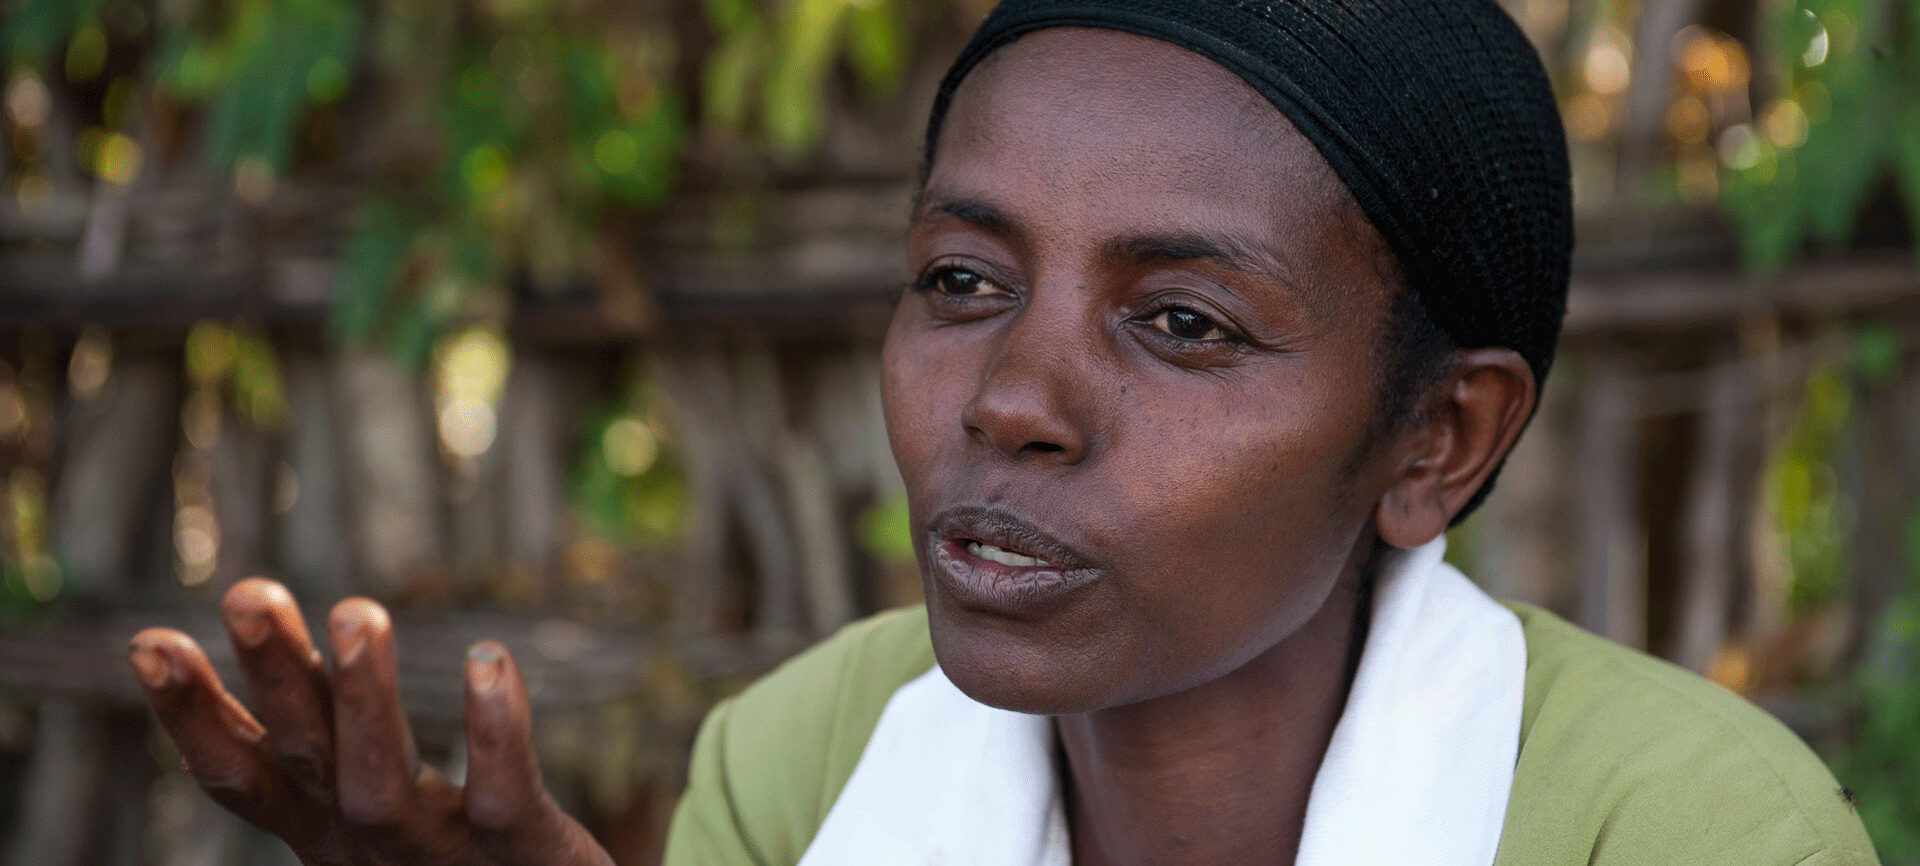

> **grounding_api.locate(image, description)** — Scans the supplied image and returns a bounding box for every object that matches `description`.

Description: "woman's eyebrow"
[914,196,1023,240]
[1104,232,1299,290]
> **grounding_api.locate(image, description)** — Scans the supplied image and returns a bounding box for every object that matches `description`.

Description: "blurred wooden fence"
[4,0,1920,856]
[4,166,1917,861]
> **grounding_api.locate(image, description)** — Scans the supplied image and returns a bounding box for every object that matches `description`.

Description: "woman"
[127,1,1879,864]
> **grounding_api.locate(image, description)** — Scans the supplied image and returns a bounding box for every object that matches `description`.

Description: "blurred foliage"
[1839,539,1920,860]
[570,368,686,549]
[1721,0,1920,270]
[0,464,57,619]
[703,0,905,154]
[1766,361,1853,612]
[185,320,288,430]
[0,333,57,620]
[2,0,914,363]
[1725,4,1920,858]
[856,493,913,565]
[1,0,922,606]
[1825,322,1920,861]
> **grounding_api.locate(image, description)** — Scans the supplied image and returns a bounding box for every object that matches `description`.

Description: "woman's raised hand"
[126,578,614,866]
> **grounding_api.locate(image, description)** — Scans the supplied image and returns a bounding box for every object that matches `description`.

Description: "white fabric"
[797,536,1525,866]
[1291,539,1526,866]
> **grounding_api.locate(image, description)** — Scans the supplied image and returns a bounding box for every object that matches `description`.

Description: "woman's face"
[882,27,1410,714]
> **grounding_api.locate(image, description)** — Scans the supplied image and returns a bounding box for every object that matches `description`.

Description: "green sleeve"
[664,697,763,866]
[1796,852,1878,866]
[1495,603,1879,866]
[662,607,936,866]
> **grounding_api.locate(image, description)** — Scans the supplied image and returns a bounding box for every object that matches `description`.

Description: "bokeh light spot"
[594,130,640,175]
[233,157,276,203]
[96,133,143,185]
[68,326,114,401]
[1718,123,1761,171]
[1762,99,1808,149]
[438,400,499,458]
[603,417,659,477]
[5,73,50,128]
[1582,34,1631,96]
[463,144,511,194]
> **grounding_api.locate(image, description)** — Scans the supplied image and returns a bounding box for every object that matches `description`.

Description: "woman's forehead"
[920,28,1378,308]
[935,28,1332,187]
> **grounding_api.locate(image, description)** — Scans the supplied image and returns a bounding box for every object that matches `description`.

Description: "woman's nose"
[959,320,1093,465]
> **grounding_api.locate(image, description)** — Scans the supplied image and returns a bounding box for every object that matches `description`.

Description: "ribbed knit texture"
[925,0,1573,404]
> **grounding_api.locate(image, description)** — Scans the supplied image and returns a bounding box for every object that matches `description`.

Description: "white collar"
[798,537,1526,865]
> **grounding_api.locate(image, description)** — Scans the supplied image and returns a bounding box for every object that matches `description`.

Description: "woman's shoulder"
[664,606,935,866]
[716,605,937,747]
[1497,601,1878,865]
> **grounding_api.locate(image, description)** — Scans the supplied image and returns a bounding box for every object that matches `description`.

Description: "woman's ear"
[1374,347,1536,549]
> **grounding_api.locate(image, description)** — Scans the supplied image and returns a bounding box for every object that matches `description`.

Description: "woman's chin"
[928,619,1125,716]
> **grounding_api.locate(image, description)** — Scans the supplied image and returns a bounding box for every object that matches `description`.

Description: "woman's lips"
[926,506,1104,616]
[931,538,1100,615]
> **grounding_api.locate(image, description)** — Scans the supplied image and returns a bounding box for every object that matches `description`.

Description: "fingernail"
[227,608,270,647]
[129,645,173,689]
[468,645,502,694]
[331,616,367,666]
[220,697,266,740]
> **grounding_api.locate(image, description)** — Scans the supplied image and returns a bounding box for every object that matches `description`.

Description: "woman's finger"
[222,578,336,804]
[127,628,277,818]
[326,598,424,832]
[462,642,615,866]
[461,641,543,830]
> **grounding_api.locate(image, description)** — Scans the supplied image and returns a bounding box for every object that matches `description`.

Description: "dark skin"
[126,26,1534,866]
[125,584,612,866]
[890,29,1535,864]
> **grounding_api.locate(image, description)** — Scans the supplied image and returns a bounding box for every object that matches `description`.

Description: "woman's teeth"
[966,541,1052,568]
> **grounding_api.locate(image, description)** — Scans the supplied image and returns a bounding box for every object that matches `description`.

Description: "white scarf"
[798,537,1525,865]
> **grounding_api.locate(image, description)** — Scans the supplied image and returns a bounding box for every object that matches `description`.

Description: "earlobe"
[1373,347,1536,549]
[1374,448,1450,550]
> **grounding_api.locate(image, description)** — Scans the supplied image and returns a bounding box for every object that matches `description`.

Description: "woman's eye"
[1151,307,1229,342]
[925,267,1006,297]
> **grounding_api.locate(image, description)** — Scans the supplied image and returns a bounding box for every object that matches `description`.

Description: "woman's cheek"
[881,331,939,462]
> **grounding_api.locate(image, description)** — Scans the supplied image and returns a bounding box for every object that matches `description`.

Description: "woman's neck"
[1055,548,1376,866]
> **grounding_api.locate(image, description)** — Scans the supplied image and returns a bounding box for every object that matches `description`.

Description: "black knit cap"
[924,0,1574,405]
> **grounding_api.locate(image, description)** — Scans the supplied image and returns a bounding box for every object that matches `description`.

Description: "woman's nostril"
[1026,442,1065,453]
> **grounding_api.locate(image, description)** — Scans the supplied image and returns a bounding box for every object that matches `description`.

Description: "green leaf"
[198,0,362,172]
[560,39,614,131]
[702,0,759,36]
[701,22,766,134]
[2,0,102,66]
[843,0,904,99]
[1722,166,1803,273]
[332,199,423,347]
[1894,100,1920,255]
[1724,0,1904,271]
[595,91,685,208]
[1851,321,1903,385]
[761,0,851,154]
[385,291,440,370]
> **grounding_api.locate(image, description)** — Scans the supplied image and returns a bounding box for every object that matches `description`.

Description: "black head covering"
[923,0,1572,519]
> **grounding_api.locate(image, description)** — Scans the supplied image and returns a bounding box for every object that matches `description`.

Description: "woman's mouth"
[926,506,1103,616]
[964,540,1053,568]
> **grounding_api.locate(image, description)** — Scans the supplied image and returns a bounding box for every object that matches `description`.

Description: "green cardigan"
[663,603,1879,865]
